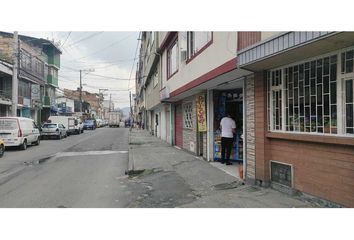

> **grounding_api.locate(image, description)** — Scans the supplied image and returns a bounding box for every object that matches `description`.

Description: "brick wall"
[237,32,261,51]
[255,71,271,184]
[182,96,197,154]
[254,71,354,207]
[203,132,207,158]
[0,36,14,63]
[246,75,256,181]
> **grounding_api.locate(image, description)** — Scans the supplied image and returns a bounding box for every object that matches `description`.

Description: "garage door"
[175,103,183,148]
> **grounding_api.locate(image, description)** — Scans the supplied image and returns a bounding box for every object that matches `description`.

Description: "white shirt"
[220,117,236,138]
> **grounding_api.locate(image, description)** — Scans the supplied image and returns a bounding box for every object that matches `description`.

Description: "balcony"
[47,54,60,68]
[43,96,51,107]
[47,74,58,87]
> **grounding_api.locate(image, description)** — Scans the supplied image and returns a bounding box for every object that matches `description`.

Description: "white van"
[48,116,82,135]
[0,117,41,150]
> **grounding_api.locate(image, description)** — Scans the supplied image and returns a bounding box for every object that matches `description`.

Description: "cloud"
[20,31,139,109]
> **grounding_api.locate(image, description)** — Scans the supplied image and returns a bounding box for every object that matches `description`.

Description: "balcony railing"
[43,96,51,107]
[47,74,58,87]
[0,90,11,100]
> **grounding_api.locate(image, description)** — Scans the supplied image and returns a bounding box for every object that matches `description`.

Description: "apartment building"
[237,31,354,207]
[0,31,61,124]
[137,31,354,207]
[136,31,251,172]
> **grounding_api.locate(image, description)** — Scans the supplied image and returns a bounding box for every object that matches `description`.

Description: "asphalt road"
[0,127,130,207]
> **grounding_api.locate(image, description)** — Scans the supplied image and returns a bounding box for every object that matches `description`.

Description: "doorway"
[213,88,243,162]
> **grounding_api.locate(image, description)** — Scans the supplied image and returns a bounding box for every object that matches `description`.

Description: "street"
[0,127,317,208]
[0,127,130,207]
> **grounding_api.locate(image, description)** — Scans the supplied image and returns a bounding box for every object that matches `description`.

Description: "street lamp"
[79,69,95,113]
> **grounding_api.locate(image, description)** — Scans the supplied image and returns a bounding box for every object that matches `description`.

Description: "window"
[18,81,31,98]
[183,102,193,129]
[268,54,338,134]
[32,58,44,77]
[21,50,31,71]
[167,39,178,78]
[187,32,212,59]
[345,79,354,134]
[342,49,354,134]
[268,70,283,131]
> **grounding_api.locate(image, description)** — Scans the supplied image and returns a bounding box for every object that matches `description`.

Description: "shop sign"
[31,84,41,100]
[196,94,207,132]
[23,97,31,107]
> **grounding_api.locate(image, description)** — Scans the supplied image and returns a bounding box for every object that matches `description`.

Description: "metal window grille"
[183,103,193,129]
[268,54,338,134]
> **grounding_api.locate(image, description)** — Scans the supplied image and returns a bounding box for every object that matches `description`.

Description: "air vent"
[270,161,293,187]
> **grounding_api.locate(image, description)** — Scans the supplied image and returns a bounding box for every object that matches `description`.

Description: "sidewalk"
[128,129,315,208]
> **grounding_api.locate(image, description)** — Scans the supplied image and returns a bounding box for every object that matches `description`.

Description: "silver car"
[41,123,67,140]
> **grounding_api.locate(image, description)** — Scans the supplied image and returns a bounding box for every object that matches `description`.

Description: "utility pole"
[129,91,132,130]
[109,94,112,111]
[78,69,94,114]
[11,31,19,117]
[79,69,82,113]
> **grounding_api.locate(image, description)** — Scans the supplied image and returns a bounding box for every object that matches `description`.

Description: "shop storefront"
[212,89,243,162]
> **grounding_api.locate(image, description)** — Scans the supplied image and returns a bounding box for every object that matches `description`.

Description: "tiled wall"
[246,75,256,181]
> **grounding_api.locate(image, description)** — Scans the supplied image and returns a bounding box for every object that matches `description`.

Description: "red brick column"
[254,71,271,186]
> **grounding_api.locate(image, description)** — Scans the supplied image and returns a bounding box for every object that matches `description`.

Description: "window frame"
[186,32,213,64]
[341,49,354,135]
[183,102,193,129]
[267,47,354,137]
[167,37,179,80]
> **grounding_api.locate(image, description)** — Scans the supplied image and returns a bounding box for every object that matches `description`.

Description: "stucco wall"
[161,32,237,95]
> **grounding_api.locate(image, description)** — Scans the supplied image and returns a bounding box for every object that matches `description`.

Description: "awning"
[238,32,354,71]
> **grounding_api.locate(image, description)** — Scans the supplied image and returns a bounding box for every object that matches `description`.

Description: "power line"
[65,32,103,48]
[86,72,131,81]
[128,32,141,90]
[66,33,136,62]
[61,31,71,47]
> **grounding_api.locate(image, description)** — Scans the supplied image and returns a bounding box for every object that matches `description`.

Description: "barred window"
[268,54,338,134]
[342,49,354,134]
[268,70,283,131]
[183,102,193,129]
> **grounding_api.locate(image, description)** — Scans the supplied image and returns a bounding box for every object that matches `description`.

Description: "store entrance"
[213,88,243,163]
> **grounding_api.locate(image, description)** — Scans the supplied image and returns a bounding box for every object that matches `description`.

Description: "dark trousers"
[221,137,233,163]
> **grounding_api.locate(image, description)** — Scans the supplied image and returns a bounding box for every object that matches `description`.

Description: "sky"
[21,31,140,110]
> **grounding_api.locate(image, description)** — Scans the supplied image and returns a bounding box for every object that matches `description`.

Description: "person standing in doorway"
[220,112,236,165]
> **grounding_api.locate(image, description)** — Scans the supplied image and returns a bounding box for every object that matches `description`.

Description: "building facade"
[0,31,61,124]
[238,31,354,207]
[136,31,354,207]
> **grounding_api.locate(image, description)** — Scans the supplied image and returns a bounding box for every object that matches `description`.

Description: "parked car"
[0,138,5,158]
[41,123,67,140]
[48,116,81,135]
[96,119,103,128]
[0,117,41,150]
[83,119,96,130]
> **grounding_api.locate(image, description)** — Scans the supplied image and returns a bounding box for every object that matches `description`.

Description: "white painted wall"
[56,97,74,111]
[161,32,237,94]
[160,105,167,141]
